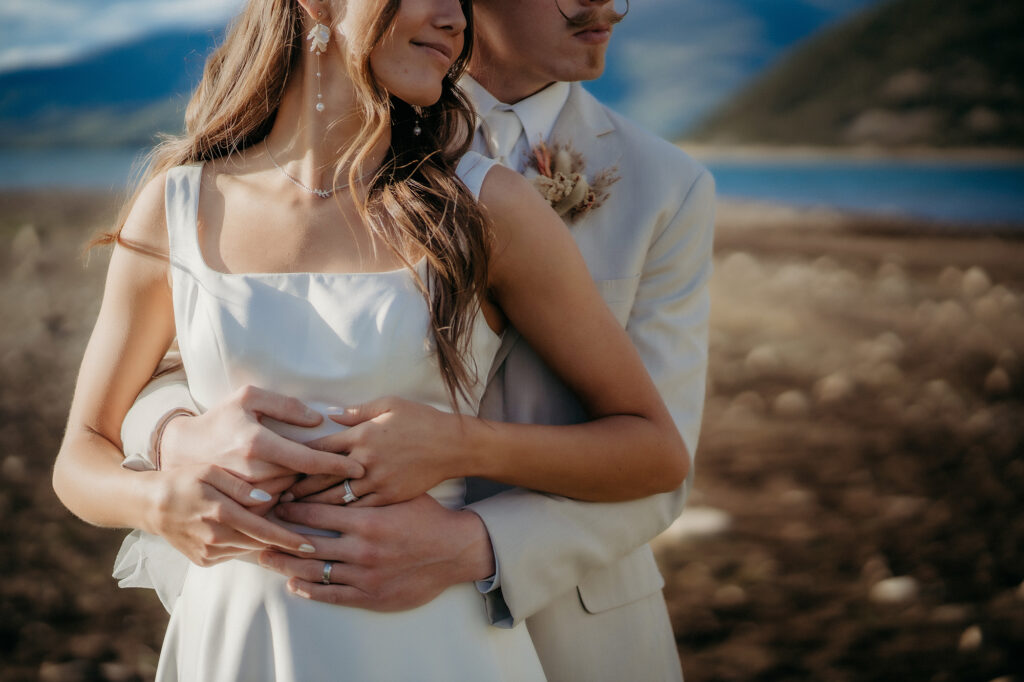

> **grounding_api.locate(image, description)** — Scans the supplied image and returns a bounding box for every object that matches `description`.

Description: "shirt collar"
[460,75,572,148]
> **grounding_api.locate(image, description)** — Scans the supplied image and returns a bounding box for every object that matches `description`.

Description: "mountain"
[0,28,222,148]
[590,0,878,137]
[691,0,1024,148]
[0,2,876,148]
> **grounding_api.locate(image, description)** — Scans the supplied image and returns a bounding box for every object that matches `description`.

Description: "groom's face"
[471,0,620,88]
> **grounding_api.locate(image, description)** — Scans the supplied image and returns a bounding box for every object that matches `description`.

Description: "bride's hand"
[161,385,364,485]
[289,397,465,507]
[146,464,317,567]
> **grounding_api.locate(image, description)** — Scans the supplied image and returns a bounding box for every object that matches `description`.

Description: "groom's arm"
[120,363,197,471]
[467,168,715,626]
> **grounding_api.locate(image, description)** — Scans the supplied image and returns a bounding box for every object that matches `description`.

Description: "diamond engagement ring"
[321,561,333,585]
[342,479,359,504]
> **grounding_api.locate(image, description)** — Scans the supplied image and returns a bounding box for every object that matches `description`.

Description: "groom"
[122,0,714,679]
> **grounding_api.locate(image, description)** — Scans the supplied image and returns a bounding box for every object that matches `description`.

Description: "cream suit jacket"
[464,82,714,681]
[119,82,714,682]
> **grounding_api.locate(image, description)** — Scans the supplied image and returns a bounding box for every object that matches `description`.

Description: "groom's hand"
[258,495,495,611]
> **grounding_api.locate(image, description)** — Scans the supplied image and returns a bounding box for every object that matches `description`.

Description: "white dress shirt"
[460,75,571,173]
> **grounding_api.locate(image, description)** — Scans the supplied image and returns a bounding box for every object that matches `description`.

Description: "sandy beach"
[1,189,1022,681]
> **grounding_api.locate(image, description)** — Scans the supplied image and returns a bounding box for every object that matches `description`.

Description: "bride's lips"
[573,23,612,45]
[412,40,454,66]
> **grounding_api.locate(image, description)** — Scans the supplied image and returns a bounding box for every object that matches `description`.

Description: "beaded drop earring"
[307,8,331,113]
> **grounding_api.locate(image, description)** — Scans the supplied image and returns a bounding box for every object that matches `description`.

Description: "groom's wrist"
[452,509,496,583]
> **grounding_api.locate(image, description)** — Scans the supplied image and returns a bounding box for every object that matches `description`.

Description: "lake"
[1,147,1022,226]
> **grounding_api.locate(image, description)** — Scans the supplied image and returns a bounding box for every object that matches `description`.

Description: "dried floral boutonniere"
[527,140,619,223]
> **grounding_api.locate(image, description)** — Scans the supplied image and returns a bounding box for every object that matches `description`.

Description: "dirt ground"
[1,190,1022,681]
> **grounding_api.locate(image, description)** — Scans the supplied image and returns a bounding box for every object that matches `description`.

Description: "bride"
[52,0,688,679]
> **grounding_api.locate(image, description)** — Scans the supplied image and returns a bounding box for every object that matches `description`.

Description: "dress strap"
[164,163,206,271]
[455,151,501,201]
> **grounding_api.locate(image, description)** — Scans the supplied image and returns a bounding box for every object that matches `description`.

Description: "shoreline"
[679,142,1024,164]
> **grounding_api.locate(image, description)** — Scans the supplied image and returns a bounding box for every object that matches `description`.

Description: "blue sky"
[0,0,243,72]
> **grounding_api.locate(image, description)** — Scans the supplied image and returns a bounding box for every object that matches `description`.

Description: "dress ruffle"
[113,530,190,612]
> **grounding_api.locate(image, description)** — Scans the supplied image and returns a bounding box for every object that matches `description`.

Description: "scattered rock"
[773,390,810,418]
[859,361,903,388]
[958,624,983,652]
[931,604,970,624]
[720,251,762,281]
[658,507,732,542]
[779,521,816,542]
[814,372,855,405]
[972,295,1002,322]
[884,496,927,520]
[780,488,813,506]
[938,266,963,291]
[2,455,27,483]
[745,345,782,374]
[713,584,748,609]
[998,349,1019,372]
[869,576,918,604]
[962,267,992,298]
[984,367,1011,396]
[922,379,965,414]
[99,662,137,682]
[68,632,111,659]
[964,409,996,437]
[861,556,892,583]
[932,300,970,332]
[39,660,92,682]
[813,255,839,272]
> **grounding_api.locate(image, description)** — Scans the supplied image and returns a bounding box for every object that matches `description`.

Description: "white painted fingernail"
[299,543,316,554]
[324,405,345,415]
[250,489,273,502]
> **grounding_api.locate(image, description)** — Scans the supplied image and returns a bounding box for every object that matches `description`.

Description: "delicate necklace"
[264,140,350,199]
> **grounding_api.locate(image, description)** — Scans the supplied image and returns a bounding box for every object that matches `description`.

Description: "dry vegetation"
[1,191,1022,681]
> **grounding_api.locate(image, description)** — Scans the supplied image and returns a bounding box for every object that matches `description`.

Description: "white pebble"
[814,372,855,405]
[660,507,732,542]
[773,390,810,418]
[869,576,918,604]
[713,584,747,608]
[720,251,762,281]
[745,345,781,374]
[1,456,26,482]
[958,624,982,652]
[984,368,1011,396]
[962,267,992,298]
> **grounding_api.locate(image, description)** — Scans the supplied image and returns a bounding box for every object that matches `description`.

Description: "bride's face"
[343,0,467,106]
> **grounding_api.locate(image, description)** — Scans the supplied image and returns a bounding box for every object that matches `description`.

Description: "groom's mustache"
[561,6,626,30]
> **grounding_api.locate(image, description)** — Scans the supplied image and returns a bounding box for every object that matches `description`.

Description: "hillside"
[691,0,1024,148]
[0,1,874,148]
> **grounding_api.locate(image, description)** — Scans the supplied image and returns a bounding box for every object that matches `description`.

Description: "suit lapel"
[547,83,624,180]
[485,83,623,384]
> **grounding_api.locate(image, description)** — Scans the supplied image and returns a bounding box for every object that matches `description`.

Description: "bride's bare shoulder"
[117,169,171,256]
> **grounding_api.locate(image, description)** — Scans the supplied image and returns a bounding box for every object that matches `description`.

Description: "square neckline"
[185,161,428,281]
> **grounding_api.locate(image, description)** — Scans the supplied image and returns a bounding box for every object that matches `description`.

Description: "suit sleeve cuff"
[474,558,501,594]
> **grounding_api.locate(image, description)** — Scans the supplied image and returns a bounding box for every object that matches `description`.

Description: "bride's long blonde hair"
[99,0,489,409]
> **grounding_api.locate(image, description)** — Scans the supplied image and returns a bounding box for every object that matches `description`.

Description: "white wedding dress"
[143,153,545,681]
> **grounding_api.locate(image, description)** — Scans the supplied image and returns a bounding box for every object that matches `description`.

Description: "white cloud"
[0,0,243,73]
